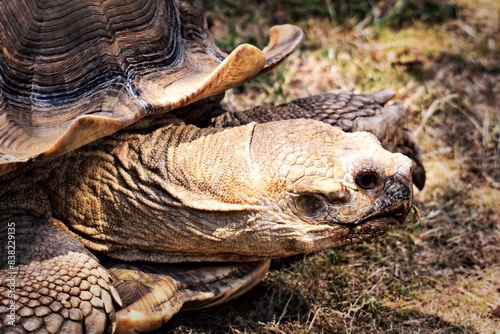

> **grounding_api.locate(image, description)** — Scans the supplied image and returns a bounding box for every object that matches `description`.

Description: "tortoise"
[0,0,424,333]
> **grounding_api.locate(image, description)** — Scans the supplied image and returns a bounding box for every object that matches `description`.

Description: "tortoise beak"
[359,175,413,225]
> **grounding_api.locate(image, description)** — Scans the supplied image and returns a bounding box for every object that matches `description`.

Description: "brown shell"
[0,0,302,175]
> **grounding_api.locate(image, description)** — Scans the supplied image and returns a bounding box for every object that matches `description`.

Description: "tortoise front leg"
[106,260,270,334]
[0,215,121,333]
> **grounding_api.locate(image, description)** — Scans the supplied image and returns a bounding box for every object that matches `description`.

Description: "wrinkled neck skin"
[3,117,412,264]
[39,119,264,263]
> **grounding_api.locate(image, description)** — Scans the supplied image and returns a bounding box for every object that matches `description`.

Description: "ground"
[163,0,499,333]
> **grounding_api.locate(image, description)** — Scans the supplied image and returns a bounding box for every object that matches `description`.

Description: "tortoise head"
[245,119,413,256]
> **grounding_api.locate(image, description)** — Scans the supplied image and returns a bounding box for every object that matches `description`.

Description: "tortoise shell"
[0,0,302,175]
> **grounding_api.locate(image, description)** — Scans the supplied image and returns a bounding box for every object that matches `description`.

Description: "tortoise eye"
[355,172,379,190]
[293,194,327,221]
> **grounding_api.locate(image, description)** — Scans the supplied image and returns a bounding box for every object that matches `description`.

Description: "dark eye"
[355,172,379,190]
[294,194,327,220]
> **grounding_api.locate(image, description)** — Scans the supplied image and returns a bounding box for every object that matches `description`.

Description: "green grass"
[164,0,499,333]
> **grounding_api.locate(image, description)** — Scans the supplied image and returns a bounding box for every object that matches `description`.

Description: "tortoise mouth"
[334,210,408,230]
[358,210,408,226]
[351,198,411,226]
[343,217,396,229]
[333,217,397,244]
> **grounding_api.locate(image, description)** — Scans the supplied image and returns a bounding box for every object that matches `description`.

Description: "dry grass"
[163,0,499,333]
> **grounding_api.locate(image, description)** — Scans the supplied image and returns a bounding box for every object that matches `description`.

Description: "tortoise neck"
[41,121,265,261]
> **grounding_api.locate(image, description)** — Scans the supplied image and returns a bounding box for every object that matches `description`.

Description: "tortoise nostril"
[355,172,379,190]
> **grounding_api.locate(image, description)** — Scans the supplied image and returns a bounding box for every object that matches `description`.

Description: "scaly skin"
[0,116,413,333]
